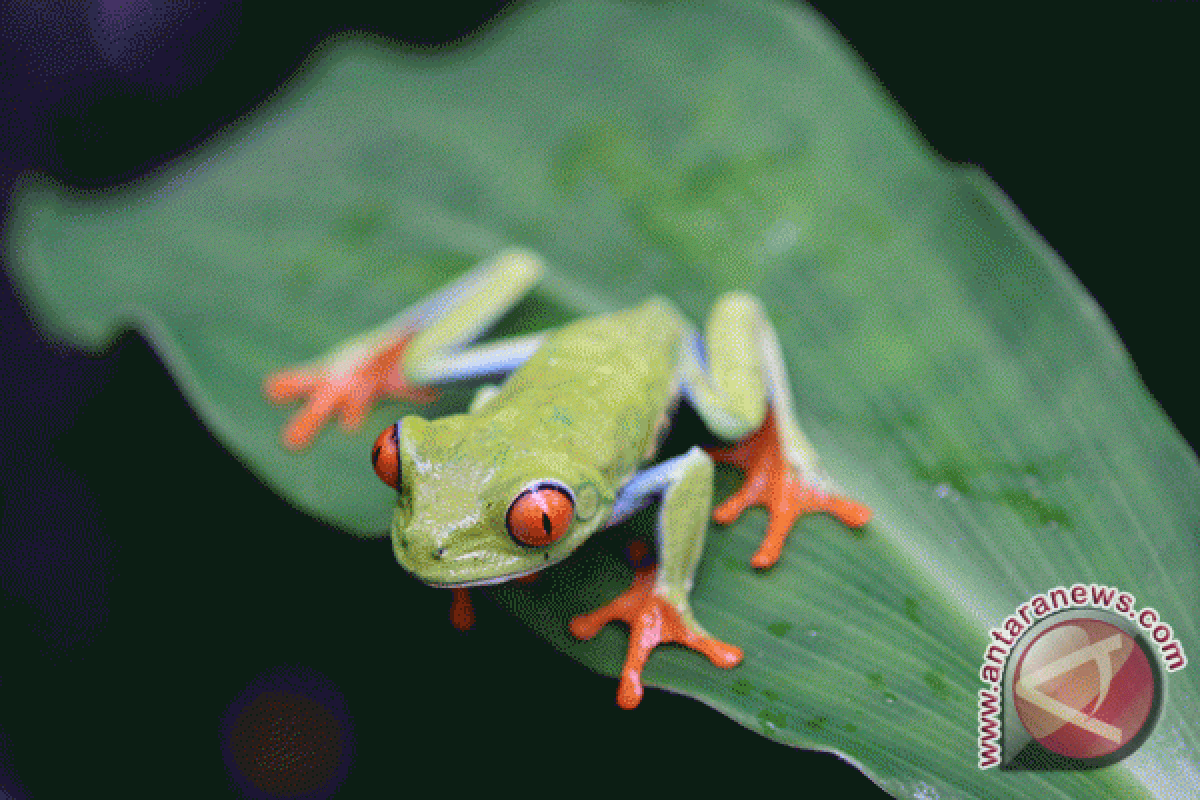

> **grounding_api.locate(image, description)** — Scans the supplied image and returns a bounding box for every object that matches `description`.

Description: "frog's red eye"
[506,483,574,547]
[371,423,401,488]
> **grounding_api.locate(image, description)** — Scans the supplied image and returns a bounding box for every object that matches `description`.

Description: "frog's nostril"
[433,547,447,560]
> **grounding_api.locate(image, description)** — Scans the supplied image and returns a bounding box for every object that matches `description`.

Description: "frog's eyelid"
[512,479,575,507]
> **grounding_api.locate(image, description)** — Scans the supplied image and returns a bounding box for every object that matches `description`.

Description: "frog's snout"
[394,532,442,558]
[392,529,444,573]
[392,521,530,588]
[392,522,481,586]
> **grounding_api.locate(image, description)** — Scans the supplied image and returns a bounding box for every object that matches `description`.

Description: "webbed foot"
[569,545,742,709]
[265,332,437,449]
[708,410,871,568]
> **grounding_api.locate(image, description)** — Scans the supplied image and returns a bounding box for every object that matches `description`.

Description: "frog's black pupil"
[541,511,552,535]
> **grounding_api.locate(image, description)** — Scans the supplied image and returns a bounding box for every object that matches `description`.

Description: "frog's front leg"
[682,293,872,568]
[570,448,742,709]
[264,250,543,448]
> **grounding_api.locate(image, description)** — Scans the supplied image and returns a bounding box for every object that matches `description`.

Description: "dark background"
[1,2,1195,798]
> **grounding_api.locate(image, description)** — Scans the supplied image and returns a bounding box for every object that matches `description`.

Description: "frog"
[264,250,871,708]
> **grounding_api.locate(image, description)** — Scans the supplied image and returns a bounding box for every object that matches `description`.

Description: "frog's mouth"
[432,564,543,589]
[391,534,551,588]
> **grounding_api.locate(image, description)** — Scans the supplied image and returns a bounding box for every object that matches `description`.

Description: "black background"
[1,2,1195,798]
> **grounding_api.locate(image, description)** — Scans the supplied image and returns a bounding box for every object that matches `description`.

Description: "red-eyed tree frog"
[264,251,871,708]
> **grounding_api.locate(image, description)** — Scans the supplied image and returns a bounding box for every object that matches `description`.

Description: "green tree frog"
[265,251,871,708]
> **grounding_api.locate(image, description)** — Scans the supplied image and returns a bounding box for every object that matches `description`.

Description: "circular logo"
[1012,617,1158,760]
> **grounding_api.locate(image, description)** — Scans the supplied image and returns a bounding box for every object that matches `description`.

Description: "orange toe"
[266,331,436,450]
[709,410,871,568]
[449,587,475,631]
[570,561,742,709]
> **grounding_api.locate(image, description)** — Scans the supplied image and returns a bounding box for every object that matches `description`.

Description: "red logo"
[1012,617,1157,760]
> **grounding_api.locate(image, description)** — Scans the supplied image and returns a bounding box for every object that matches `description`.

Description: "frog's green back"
[483,297,685,489]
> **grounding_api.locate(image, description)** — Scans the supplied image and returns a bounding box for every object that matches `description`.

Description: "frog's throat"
[411,564,544,589]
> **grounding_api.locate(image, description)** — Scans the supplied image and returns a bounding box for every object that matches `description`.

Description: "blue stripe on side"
[607,453,691,527]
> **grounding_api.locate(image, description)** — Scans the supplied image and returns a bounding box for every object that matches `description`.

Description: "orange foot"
[708,410,872,569]
[449,587,475,631]
[569,545,743,709]
[264,332,437,450]
[447,573,538,632]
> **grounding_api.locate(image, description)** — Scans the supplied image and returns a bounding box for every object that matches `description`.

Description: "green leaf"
[7,1,1198,798]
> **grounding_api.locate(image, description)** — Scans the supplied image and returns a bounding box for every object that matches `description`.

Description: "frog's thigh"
[613,447,716,631]
[683,292,770,441]
[684,292,822,475]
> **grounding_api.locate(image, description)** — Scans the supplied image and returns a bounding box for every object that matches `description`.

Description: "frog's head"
[371,415,609,587]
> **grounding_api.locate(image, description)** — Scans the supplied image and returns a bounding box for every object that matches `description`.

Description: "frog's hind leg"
[569,448,742,709]
[681,292,871,568]
[265,250,547,448]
